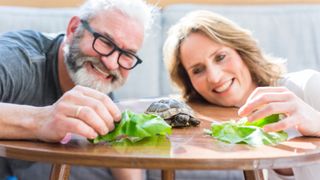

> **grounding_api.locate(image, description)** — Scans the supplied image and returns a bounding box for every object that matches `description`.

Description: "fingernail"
[102,127,109,135]
[238,107,244,116]
[91,132,98,139]
[60,133,72,144]
[116,113,122,121]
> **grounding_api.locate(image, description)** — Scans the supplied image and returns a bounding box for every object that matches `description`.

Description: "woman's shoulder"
[280,69,319,87]
[285,69,319,80]
[280,69,320,109]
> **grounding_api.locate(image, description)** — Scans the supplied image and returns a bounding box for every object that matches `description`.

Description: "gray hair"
[78,0,154,34]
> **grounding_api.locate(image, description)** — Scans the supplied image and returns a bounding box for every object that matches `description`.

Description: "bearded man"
[0,0,153,179]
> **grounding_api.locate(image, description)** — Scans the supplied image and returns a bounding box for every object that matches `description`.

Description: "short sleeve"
[302,70,320,110]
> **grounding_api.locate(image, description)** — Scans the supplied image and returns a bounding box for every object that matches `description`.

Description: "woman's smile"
[212,78,234,93]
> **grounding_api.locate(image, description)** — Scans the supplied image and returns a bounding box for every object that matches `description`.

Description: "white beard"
[70,65,126,94]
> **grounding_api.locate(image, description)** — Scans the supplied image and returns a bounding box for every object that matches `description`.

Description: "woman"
[163,10,320,179]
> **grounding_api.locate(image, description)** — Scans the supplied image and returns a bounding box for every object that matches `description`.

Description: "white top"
[268,69,320,180]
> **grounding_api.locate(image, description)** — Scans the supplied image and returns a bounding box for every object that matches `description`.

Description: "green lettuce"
[205,114,288,146]
[89,110,172,144]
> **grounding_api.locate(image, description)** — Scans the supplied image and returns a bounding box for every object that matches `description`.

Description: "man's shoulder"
[0,30,65,61]
[0,30,63,47]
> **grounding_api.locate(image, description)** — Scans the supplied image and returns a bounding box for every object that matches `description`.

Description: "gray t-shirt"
[0,30,115,179]
[0,30,63,106]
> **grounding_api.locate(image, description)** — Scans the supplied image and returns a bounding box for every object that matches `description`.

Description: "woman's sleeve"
[302,70,320,110]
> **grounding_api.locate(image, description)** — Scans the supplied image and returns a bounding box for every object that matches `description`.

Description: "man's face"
[64,9,144,94]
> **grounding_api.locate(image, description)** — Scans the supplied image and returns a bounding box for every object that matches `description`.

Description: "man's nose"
[100,51,120,70]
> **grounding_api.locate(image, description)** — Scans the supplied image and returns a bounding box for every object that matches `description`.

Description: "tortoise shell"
[145,98,200,127]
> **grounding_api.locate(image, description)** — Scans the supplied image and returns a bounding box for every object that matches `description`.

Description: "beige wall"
[150,0,320,6]
[0,0,319,8]
[0,0,85,7]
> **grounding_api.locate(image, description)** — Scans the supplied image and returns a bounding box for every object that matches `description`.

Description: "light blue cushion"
[1,5,320,100]
[0,6,76,33]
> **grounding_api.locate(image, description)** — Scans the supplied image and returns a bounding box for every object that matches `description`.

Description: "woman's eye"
[215,54,226,62]
[192,67,204,75]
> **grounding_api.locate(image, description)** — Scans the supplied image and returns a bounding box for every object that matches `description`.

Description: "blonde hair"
[163,10,284,102]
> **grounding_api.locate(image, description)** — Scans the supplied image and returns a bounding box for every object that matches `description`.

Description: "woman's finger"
[239,91,294,116]
[263,116,296,132]
[245,101,294,122]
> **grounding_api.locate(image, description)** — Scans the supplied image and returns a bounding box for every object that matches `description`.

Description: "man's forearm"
[0,103,40,139]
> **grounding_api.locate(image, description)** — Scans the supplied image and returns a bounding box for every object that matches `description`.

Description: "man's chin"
[91,84,116,94]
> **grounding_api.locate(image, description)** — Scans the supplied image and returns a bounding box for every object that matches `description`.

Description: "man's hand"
[35,85,121,142]
[238,87,320,137]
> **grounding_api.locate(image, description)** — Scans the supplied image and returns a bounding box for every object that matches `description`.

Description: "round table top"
[1,99,320,170]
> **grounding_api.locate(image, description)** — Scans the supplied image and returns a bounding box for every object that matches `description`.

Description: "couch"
[1,3,320,180]
[1,4,320,101]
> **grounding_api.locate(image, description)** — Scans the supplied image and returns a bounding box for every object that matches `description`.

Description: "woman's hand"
[238,87,320,137]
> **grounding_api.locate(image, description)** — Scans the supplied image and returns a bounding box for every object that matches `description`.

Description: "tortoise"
[145,98,200,128]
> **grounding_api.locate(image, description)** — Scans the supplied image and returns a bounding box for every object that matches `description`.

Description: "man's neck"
[58,41,75,93]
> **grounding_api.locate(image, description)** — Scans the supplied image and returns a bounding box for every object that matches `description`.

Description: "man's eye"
[215,54,226,62]
[101,39,113,47]
[123,52,136,59]
[97,36,114,47]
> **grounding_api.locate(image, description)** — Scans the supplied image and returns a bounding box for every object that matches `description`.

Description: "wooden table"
[1,99,320,180]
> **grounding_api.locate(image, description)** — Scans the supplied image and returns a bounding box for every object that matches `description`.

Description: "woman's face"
[180,32,256,107]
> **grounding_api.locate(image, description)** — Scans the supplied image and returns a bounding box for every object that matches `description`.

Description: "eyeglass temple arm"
[80,19,95,34]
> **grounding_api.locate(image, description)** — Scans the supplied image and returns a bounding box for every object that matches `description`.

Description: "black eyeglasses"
[80,19,142,70]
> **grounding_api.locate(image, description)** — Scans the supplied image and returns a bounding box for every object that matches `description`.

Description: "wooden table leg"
[50,164,71,180]
[161,169,175,180]
[243,170,264,180]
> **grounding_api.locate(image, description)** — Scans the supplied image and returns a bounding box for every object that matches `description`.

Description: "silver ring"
[75,106,83,118]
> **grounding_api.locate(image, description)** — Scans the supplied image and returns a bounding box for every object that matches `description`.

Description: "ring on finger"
[75,106,83,118]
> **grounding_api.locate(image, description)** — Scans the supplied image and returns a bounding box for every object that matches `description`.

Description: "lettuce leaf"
[206,114,288,146]
[245,114,280,127]
[89,110,172,144]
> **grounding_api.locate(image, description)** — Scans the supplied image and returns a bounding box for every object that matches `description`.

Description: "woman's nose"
[100,51,120,70]
[207,66,222,83]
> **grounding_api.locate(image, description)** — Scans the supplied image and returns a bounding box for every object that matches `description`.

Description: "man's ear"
[65,16,81,43]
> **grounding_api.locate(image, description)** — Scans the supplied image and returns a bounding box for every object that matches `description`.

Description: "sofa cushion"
[0,6,75,33]
[1,4,320,100]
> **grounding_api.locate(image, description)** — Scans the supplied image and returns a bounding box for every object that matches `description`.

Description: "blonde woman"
[164,10,320,180]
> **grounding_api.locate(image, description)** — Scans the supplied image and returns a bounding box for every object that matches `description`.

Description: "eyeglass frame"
[80,19,143,70]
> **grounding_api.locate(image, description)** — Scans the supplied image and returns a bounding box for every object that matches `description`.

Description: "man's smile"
[88,62,116,81]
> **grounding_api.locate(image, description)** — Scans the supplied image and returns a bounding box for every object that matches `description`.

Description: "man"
[0,0,153,179]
